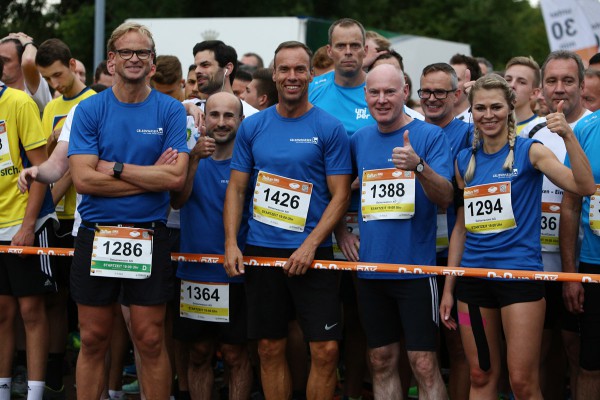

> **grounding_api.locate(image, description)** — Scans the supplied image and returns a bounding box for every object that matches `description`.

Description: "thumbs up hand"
[546,100,572,139]
[392,130,420,171]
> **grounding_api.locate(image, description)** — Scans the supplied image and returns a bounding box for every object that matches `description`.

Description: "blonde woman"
[439,74,595,399]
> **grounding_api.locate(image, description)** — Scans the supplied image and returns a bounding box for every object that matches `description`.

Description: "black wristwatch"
[113,162,124,179]
[415,158,424,173]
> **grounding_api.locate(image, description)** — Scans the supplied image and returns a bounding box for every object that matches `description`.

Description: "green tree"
[0,0,58,45]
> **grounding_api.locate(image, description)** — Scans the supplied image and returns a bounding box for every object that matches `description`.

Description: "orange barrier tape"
[1,245,599,283]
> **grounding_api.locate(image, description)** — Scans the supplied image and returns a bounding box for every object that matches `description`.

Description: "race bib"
[464,182,516,234]
[541,202,561,251]
[179,281,229,322]
[253,171,312,232]
[591,185,600,236]
[0,121,14,170]
[91,226,153,279]
[333,212,360,260]
[436,210,449,252]
[361,168,415,221]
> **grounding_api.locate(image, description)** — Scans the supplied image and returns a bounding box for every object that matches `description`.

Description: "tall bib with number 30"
[464,182,516,234]
[253,171,312,232]
[91,226,153,279]
[361,168,415,221]
[591,185,600,236]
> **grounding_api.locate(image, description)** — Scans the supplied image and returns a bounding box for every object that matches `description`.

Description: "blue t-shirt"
[567,110,600,264]
[178,158,248,283]
[309,72,374,137]
[230,105,352,248]
[457,137,543,271]
[438,118,474,256]
[68,89,188,223]
[351,119,453,279]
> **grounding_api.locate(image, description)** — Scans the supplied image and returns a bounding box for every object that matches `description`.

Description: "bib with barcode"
[0,121,14,170]
[91,226,153,279]
[180,281,229,322]
[591,185,600,236]
[361,168,415,221]
[436,210,449,252]
[253,171,312,232]
[464,182,516,234]
[541,202,560,251]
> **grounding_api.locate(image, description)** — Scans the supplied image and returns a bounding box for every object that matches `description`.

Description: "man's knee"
[189,342,214,368]
[18,296,46,325]
[221,344,248,369]
[369,346,398,374]
[80,324,111,355]
[408,352,439,384]
[0,299,16,326]
[258,338,286,364]
[132,324,164,357]
[309,340,338,368]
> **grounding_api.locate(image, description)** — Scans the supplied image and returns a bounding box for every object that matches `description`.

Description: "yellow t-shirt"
[0,86,46,228]
[42,88,96,219]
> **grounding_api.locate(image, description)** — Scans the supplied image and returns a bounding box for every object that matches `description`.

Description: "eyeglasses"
[114,49,153,61]
[417,89,456,100]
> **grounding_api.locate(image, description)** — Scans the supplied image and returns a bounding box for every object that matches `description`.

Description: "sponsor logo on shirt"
[355,108,370,120]
[492,168,518,179]
[0,166,20,177]
[136,127,164,135]
[290,137,319,145]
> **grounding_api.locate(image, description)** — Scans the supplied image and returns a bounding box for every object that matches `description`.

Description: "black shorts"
[339,271,359,306]
[544,281,579,332]
[456,277,545,308]
[356,277,440,351]
[70,223,173,306]
[173,281,247,344]
[0,219,58,297]
[579,262,600,370]
[244,245,342,342]
[52,219,75,287]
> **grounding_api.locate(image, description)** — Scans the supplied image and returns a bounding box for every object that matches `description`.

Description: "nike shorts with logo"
[357,277,440,351]
[0,219,58,297]
[244,245,342,341]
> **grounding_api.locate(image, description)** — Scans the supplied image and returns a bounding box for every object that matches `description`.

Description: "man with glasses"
[67,22,189,400]
[350,63,453,399]
[418,62,473,400]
